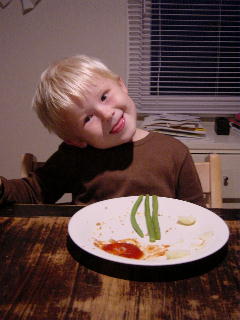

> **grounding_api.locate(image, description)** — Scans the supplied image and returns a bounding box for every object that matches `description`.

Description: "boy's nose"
[95,105,114,121]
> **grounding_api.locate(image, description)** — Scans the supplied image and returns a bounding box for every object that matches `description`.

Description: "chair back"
[21,153,44,178]
[21,153,73,204]
[194,154,222,208]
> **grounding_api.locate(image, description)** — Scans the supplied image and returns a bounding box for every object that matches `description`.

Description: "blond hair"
[32,55,119,139]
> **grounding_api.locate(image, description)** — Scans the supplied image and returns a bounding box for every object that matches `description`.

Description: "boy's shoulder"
[144,131,188,151]
[45,142,85,164]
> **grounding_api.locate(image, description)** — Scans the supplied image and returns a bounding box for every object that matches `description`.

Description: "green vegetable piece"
[130,195,144,238]
[152,195,161,240]
[144,194,156,242]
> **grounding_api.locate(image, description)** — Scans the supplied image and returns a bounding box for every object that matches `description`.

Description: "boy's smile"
[110,115,125,134]
[64,76,144,149]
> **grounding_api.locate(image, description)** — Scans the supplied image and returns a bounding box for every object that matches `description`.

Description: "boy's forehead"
[91,76,112,88]
[69,76,115,106]
[69,82,101,108]
[85,78,106,96]
[86,76,116,95]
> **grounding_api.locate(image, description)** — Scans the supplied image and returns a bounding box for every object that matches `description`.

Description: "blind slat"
[128,0,240,115]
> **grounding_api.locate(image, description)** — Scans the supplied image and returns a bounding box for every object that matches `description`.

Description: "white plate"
[68,196,229,266]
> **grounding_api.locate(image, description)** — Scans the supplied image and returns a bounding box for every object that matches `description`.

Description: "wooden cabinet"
[139,118,239,208]
[183,122,240,208]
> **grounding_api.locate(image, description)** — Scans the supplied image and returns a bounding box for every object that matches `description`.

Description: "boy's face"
[64,76,138,149]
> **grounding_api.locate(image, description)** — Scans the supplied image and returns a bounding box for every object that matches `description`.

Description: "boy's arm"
[0,175,44,205]
[176,151,205,207]
[0,144,73,205]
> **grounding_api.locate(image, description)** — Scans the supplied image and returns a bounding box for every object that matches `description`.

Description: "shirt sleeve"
[0,175,44,204]
[0,143,75,205]
[176,150,205,207]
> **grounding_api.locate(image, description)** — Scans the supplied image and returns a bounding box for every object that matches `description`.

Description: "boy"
[0,55,204,206]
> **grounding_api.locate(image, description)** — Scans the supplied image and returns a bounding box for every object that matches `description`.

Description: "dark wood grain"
[0,206,239,320]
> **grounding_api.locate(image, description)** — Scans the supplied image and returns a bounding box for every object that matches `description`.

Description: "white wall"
[0,0,128,179]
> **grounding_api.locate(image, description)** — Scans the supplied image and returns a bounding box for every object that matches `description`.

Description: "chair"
[21,152,223,208]
[21,153,73,204]
[194,154,223,208]
[21,153,44,178]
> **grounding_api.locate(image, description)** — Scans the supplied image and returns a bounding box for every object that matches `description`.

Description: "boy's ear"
[118,77,128,93]
[64,139,87,148]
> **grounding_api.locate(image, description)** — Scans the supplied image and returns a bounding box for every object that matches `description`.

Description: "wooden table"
[0,204,239,320]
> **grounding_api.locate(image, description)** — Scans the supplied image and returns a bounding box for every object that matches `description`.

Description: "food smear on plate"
[191,231,214,249]
[94,239,170,260]
[166,249,190,260]
[101,242,144,259]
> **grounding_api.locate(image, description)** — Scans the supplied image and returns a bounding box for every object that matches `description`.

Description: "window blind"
[128,0,240,115]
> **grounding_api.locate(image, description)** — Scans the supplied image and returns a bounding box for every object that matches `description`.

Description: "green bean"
[144,194,156,242]
[130,195,144,238]
[152,195,161,240]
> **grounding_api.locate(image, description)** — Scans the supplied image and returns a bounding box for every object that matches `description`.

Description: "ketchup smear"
[102,242,144,259]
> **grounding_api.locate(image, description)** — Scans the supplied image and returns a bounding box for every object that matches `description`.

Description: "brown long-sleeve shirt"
[0,132,205,206]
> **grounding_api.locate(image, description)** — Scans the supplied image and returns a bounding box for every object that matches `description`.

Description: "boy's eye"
[101,93,107,102]
[84,114,93,124]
